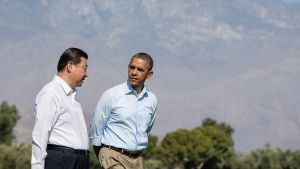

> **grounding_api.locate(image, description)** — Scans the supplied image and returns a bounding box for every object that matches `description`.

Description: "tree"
[224,145,300,169]
[0,144,31,169]
[0,101,21,145]
[159,122,234,169]
[200,118,235,169]
[159,129,199,168]
[144,135,159,160]
[194,126,233,169]
[145,159,167,169]
[88,145,102,169]
[202,118,234,141]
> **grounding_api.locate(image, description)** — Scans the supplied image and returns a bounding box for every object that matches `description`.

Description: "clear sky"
[0,0,300,152]
[282,0,300,3]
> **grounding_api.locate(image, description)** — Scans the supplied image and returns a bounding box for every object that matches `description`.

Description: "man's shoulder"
[105,81,126,94]
[101,82,126,98]
[146,89,156,98]
[36,79,62,99]
[146,90,157,104]
[42,79,61,91]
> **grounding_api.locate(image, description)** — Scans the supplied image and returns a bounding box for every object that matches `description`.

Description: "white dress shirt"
[31,75,89,169]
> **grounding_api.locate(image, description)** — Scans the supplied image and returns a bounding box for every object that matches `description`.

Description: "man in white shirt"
[31,47,90,169]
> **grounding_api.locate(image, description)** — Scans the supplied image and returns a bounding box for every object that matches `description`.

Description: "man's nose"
[131,68,138,75]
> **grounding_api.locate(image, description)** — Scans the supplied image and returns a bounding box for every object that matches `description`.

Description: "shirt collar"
[124,80,148,98]
[54,75,76,96]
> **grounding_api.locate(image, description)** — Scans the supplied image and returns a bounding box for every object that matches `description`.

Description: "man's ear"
[66,62,73,73]
[147,71,153,79]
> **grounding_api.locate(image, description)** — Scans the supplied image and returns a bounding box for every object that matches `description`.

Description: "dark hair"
[130,52,154,71]
[57,47,88,72]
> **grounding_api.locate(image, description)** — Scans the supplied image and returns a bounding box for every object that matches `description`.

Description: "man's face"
[71,57,88,88]
[128,57,152,90]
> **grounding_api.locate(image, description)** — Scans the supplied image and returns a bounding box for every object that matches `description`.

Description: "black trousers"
[45,149,89,169]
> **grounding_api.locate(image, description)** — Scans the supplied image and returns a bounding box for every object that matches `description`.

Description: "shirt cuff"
[31,162,44,169]
[89,136,102,146]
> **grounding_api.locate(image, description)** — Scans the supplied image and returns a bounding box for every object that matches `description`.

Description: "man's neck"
[133,86,144,96]
[57,72,75,89]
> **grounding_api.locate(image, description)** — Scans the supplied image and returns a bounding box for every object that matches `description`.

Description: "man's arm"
[89,90,112,150]
[146,95,158,134]
[32,92,58,169]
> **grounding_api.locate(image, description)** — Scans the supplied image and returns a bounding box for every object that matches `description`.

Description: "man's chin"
[129,81,138,87]
[77,82,84,87]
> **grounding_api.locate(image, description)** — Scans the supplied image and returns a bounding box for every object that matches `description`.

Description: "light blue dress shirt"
[89,81,157,151]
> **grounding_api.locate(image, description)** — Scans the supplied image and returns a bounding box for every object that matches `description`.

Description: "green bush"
[0,144,31,169]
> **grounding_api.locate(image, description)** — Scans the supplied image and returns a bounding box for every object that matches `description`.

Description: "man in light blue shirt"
[89,53,157,169]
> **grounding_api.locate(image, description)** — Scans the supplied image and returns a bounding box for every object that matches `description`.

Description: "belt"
[47,144,90,155]
[101,144,142,158]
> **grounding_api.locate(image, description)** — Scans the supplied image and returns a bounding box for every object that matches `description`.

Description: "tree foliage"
[0,101,20,145]
[144,135,159,159]
[202,118,234,139]
[88,146,101,169]
[226,145,300,169]
[158,118,234,169]
[0,144,31,169]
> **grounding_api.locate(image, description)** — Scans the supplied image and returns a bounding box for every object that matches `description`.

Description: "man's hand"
[93,146,101,157]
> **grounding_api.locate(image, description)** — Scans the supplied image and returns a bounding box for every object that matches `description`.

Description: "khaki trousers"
[99,147,144,169]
